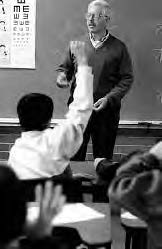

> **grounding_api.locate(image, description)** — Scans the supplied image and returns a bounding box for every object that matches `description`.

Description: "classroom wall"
[0,0,162,120]
[114,0,162,121]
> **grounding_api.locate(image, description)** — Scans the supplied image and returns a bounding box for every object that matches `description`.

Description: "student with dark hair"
[8,41,93,179]
[17,93,54,132]
[109,143,162,249]
[0,164,69,249]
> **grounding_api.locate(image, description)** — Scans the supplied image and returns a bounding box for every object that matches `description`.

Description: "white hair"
[88,0,111,18]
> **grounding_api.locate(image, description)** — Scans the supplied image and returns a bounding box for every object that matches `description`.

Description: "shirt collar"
[89,30,110,48]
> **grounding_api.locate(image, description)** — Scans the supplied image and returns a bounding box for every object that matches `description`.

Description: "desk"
[121,211,147,249]
[56,203,111,248]
[121,211,147,228]
[28,202,111,248]
[71,161,96,178]
[71,161,109,203]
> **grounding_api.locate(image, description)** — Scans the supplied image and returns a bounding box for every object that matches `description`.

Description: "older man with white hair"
[57,0,134,166]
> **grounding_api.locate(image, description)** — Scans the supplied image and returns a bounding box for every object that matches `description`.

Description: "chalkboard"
[0,0,162,121]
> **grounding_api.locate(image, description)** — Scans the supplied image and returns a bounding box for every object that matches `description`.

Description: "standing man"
[57,0,133,162]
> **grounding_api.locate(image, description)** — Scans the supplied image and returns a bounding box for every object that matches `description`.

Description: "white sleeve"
[66,65,93,131]
[49,65,93,159]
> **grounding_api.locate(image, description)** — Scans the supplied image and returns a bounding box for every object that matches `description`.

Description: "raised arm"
[50,41,93,159]
[25,182,65,240]
[66,41,93,130]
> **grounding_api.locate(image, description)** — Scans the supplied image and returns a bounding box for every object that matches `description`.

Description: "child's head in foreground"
[17,93,54,131]
[0,164,26,245]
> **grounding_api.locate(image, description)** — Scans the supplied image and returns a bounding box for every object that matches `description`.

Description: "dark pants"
[71,106,120,161]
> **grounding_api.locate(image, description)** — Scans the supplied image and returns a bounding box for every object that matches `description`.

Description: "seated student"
[109,143,162,249]
[8,42,93,179]
[0,163,68,249]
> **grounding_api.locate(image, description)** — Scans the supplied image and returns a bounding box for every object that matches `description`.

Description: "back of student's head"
[0,164,26,244]
[17,93,54,131]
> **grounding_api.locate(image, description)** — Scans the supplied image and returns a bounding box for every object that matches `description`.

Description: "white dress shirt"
[8,65,93,179]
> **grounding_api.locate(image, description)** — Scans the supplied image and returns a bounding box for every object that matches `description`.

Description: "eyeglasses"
[85,13,106,20]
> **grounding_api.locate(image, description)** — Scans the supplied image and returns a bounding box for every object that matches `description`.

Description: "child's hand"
[27,182,66,239]
[70,41,88,66]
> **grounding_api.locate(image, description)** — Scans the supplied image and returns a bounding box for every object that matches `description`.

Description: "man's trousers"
[71,106,120,161]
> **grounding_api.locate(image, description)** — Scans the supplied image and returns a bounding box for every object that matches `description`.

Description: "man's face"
[86,4,108,34]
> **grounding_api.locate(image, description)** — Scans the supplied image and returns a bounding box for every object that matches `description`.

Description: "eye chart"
[0,0,36,68]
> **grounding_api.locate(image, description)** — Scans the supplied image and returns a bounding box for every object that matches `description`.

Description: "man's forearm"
[106,44,133,102]
[56,47,75,82]
[105,76,133,102]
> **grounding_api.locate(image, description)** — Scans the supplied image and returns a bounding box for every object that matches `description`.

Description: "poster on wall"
[0,0,36,68]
